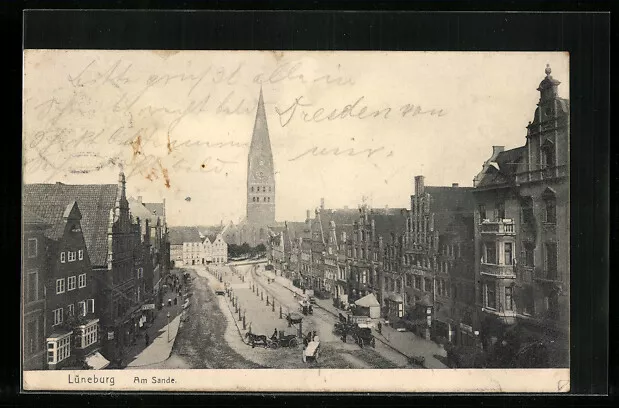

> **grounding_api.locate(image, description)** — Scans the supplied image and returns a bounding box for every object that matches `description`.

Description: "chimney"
[306,209,310,220]
[492,146,505,157]
[414,175,425,196]
[452,183,459,188]
[320,198,325,211]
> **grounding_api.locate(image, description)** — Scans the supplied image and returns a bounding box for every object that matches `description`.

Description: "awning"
[355,293,380,308]
[85,351,110,370]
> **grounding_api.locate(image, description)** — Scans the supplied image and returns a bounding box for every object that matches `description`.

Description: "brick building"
[383,176,476,345]
[472,65,569,367]
[22,210,49,370]
[22,195,103,370]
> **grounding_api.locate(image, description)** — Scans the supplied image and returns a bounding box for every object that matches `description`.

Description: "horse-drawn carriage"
[245,331,299,349]
[333,313,376,348]
[299,300,314,316]
[287,312,303,327]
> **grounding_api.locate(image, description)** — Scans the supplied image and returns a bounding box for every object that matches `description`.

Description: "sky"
[23,51,569,226]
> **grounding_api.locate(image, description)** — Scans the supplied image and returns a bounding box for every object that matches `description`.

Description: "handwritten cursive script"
[276,96,447,127]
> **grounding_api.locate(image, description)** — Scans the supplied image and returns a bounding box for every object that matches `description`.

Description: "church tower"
[246,88,276,233]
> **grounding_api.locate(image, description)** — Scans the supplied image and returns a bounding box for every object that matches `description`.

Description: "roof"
[205,233,218,244]
[128,198,159,226]
[424,186,475,232]
[23,183,118,265]
[316,208,361,241]
[143,202,164,218]
[475,146,525,188]
[370,208,408,240]
[168,226,202,245]
[355,293,380,308]
[23,208,51,229]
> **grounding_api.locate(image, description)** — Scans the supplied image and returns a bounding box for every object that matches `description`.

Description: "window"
[53,308,63,325]
[496,202,505,220]
[424,278,433,293]
[545,242,558,280]
[26,271,38,303]
[67,303,74,317]
[251,187,254,192]
[68,251,76,262]
[485,284,496,309]
[78,274,86,288]
[78,249,83,260]
[504,242,513,265]
[505,287,513,311]
[60,252,66,263]
[87,299,95,314]
[78,301,86,317]
[544,199,556,224]
[521,197,534,224]
[27,238,38,258]
[47,334,71,364]
[414,276,421,289]
[79,322,98,348]
[262,186,266,192]
[478,204,486,221]
[541,141,555,168]
[56,278,65,294]
[485,243,497,264]
[524,243,535,267]
[67,276,76,291]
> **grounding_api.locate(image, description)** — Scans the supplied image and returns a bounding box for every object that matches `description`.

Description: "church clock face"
[255,171,265,180]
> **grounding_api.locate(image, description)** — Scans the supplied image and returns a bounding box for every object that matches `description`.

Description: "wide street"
[131,262,445,369]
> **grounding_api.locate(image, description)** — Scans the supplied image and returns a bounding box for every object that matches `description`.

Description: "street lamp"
[167,312,171,342]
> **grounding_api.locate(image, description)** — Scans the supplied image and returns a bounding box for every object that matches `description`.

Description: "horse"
[245,332,268,348]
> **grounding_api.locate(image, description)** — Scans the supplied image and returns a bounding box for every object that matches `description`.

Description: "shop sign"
[141,304,156,311]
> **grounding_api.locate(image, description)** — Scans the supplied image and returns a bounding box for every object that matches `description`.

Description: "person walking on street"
[377,321,382,335]
[145,333,150,346]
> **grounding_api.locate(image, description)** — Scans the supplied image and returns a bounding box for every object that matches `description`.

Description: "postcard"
[22,50,569,392]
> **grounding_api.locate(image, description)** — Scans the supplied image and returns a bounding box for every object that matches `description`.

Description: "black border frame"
[4,1,612,404]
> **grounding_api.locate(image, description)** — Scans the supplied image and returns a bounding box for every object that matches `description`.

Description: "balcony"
[515,164,568,184]
[480,263,516,278]
[480,219,515,235]
[533,269,562,284]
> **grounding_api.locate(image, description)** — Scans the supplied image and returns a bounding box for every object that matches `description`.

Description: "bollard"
[243,315,246,330]
[272,301,275,312]
[279,305,283,319]
[261,291,264,301]
[266,295,269,306]
[238,308,242,321]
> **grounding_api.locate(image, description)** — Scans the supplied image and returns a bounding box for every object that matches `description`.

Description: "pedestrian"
[302,345,307,363]
[377,322,382,334]
[145,333,150,346]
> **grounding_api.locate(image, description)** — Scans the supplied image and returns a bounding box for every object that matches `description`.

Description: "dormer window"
[541,140,555,168]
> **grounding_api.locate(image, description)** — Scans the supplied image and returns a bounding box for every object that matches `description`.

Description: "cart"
[352,326,376,348]
[304,340,320,363]
[299,300,314,315]
[287,312,303,327]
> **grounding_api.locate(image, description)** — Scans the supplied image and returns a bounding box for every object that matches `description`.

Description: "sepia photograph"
[22,50,570,392]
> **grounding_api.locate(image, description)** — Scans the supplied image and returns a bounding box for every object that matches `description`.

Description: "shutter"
[88,299,95,314]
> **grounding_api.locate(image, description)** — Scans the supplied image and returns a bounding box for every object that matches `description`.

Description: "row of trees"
[228,243,266,258]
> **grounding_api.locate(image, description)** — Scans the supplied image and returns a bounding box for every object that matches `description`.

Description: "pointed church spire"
[250,86,272,155]
[246,87,276,228]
